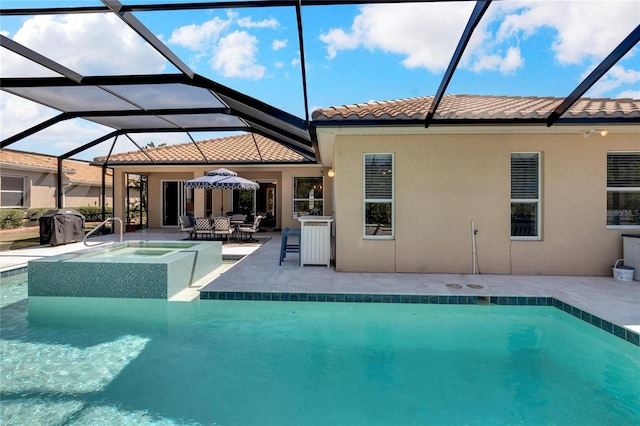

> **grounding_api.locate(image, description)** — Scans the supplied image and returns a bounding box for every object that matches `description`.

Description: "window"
[293,177,323,218]
[364,153,393,238]
[0,176,25,208]
[511,153,540,239]
[607,152,640,227]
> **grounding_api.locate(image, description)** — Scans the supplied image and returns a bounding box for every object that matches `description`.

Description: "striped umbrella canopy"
[184,168,259,190]
[185,168,259,215]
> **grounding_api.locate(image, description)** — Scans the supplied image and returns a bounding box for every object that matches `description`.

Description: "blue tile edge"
[0,266,28,278]
[550,298,639,346]
[200,291,639,346]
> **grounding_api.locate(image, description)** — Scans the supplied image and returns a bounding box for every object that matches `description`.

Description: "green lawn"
[0,224,102,251]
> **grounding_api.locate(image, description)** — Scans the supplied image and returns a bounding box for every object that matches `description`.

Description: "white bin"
[298,216,333,267]
[613,259,634,281]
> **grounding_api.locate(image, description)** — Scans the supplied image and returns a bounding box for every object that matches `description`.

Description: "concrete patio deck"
[1,227,638,344]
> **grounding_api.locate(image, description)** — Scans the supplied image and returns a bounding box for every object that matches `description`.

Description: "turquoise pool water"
[1,273,638,425]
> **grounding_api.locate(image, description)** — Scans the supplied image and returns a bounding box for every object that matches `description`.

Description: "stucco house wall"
[64,184,109,208]
[1,149,112,210]
[331,131,639,276]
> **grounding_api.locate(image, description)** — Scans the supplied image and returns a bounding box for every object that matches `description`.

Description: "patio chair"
[194,217,213,239]
[212,216,234,243]
[179,215,195,239]
[238,215,262,242]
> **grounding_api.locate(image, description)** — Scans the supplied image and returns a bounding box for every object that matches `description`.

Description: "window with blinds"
[607,152,640,227]
[511,153,540,239]
[364,153,393,238]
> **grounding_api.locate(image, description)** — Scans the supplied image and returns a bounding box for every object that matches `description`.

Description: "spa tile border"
[0,266,27,278]
[200,290,639,346]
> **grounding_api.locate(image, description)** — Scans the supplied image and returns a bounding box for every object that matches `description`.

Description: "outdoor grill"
[39,209,85,246]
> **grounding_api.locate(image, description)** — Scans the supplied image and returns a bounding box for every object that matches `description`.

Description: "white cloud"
[274,61,285,68]
[291,58,301,67]
[319,1,639,77]
[272,39,288,50]
[471,46,523,74]
[169,13,277,80]
[616,90,640,99]
[319,27,361,60]
[320,3,475,72]
[4,14,166,76]
[212,31,265,79]
[587,65,640,97]
[169,16,231,51]
[238,17,279,29]
[494,1,639,66]
[0,92,56,141]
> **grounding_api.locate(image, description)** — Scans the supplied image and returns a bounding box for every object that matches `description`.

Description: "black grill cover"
[39,209,85,246]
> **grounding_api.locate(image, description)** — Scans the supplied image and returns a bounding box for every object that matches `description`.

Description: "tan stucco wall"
[109,165,329,231]
[1,167,111,209]
[1,164,112,209]
[65,185,111,208]
[26,171,56,208]
[333,131,640,276]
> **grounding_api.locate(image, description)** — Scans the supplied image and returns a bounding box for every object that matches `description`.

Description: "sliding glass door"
[162,180,191,227]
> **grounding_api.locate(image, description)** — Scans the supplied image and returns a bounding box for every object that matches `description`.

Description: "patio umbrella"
[185,168,259,215]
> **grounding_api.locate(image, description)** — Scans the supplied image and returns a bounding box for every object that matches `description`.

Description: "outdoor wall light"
[583,129,609,138]
[327,169,335,178]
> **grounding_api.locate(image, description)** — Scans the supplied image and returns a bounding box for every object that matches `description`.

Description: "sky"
[1,0,639,160]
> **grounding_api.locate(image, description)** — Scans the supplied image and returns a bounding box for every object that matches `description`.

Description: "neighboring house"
[313,94,640,276]
[95,133,331,231]
[0,149,113,210]
[97,94,639,277]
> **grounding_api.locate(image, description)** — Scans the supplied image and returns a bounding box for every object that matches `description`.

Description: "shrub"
[74,206,113,222]
[0,209,26,229]
[0,207,114,229]
[24,208,50,224]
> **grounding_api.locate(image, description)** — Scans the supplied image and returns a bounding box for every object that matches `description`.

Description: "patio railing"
[84,217,123,246]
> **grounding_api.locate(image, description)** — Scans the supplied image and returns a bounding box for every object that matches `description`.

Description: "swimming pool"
[28,240,222,299]
[1,273,638,425]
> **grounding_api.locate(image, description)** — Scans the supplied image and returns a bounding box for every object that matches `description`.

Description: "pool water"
[98,248,174,258]
[1,273,638,425]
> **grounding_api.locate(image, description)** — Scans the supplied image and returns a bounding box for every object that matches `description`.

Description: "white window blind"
[608,153,640,187]
[511,153,539,199]
[365,155,393,199]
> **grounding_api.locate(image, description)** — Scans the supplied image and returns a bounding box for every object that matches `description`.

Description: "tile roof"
[97,133,307,165]
[0,149,111,185]
[311,94,640,122]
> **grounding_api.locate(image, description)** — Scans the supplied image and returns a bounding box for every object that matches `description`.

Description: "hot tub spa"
[28,241,222,299]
